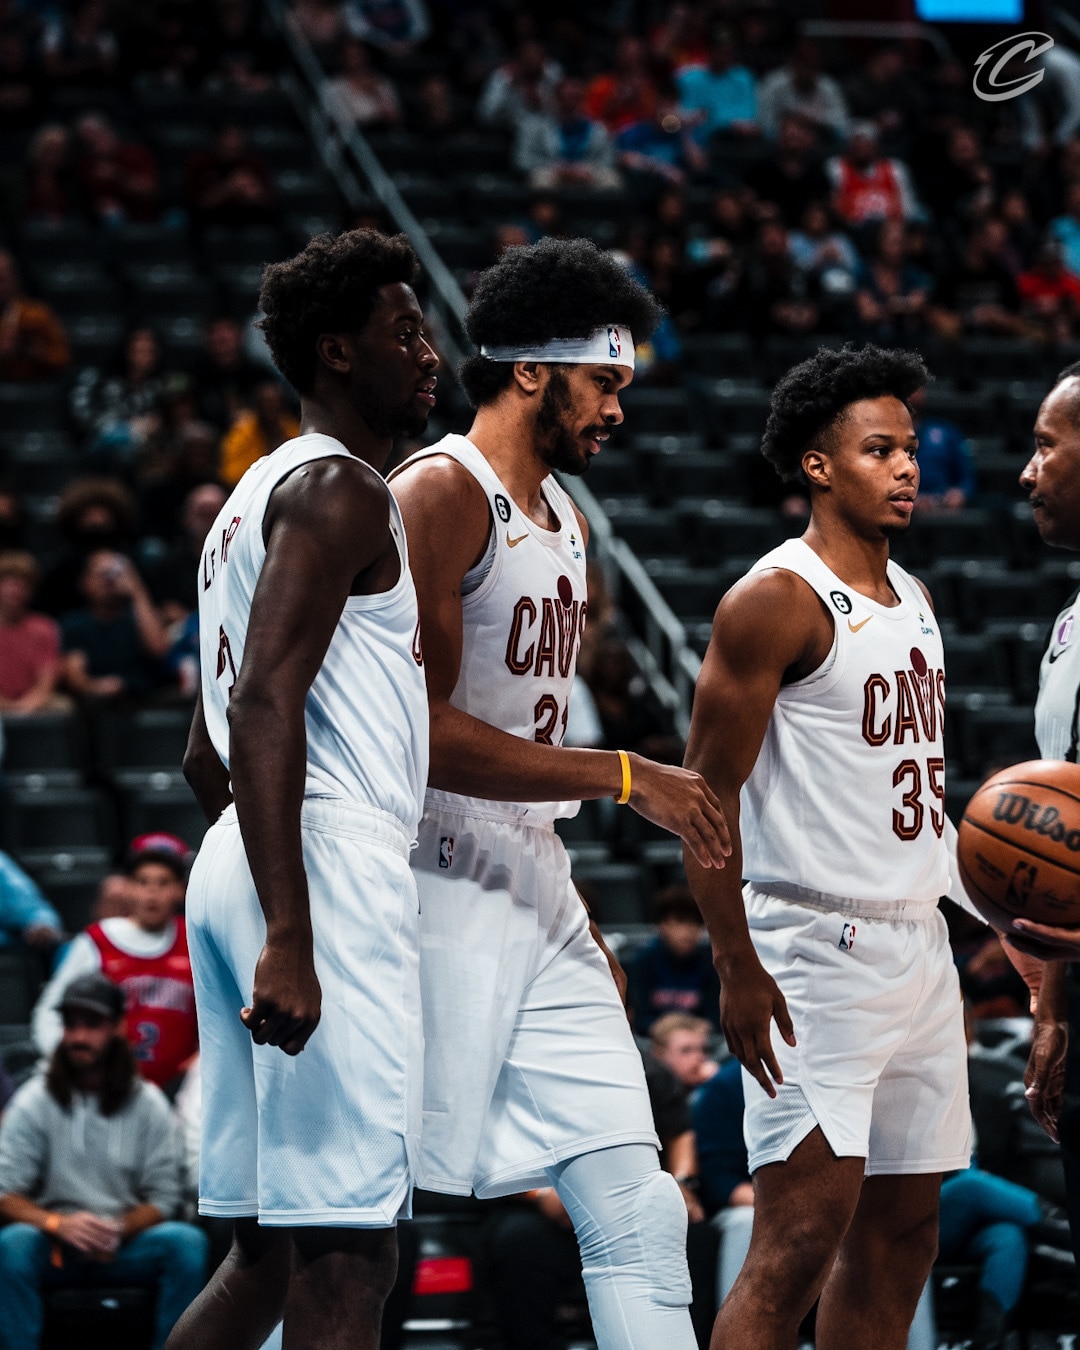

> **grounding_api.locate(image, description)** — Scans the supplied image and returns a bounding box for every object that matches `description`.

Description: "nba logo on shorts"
[439,836,454,869]
[839,922,856,951]
[608,327,620,359]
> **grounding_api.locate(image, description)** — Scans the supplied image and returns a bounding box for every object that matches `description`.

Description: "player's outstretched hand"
[241,938,322,1055]
[719,952,796,1099]
[1009,918,1080,961]
[628,755,731,869]
[1025,1016,1068,1143]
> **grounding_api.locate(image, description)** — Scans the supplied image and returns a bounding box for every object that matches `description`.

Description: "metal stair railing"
[267,0,703,737]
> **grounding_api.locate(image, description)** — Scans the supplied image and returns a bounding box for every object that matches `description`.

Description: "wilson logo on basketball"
[992,793,1080,852]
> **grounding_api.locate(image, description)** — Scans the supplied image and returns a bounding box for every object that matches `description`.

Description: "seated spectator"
[907,385,976,512]
[204,0,278,94]
[627,885,720,1035]
[929,218,1025,340]
[585,34,658,135]
[146,481,227,624]
[1019,236,1080,343]
[758,38,849,144]
[38,478,138,618]
[855,218,931,344]
[997,187,1040,273]
[844,46,921,145]
[0,850,64,963]
[0,972,207,1350]
[19,123,82,225]
[616,86,708,190]
[649,1012,718,1092]
[789,199,859,298]
[477,38,560,131]
[33,836,195,1092]
[60,550,171,701]
[1050,178,1080,279]
[70,325,174,473]
[515,77,621,191]
[746,112,829,229]
[72,112,161,226]
[323,36,401,129]
[342,0,429,56]
[185,124,277,229]
[675,26,758,144]
[648,2,709,74]
[918,124,994,231]
[0,248,70,382]
[827,122,918,231]
[219,379,300,486]
[0,552,64,716]
[409,72,465,139]
[138,421,221,543]
[692,1056,753,1301]
[189,314,265,433]
[737,219,821,336]
[40,0,117,91]
[585,634,679,758]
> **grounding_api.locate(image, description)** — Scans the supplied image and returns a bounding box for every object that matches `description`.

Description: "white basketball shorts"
[186,797,423,1226]
[412,795,658,1199]
[741,886,971,1177]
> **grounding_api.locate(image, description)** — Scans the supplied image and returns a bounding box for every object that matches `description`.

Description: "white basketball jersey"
[198,432,429,836]
[740,538,950,906]
[393,434,587,824]
[1035,591,1080,761]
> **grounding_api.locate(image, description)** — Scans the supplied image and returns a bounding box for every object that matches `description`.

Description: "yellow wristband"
[44,1213,60,1235]
[615,749,632,805]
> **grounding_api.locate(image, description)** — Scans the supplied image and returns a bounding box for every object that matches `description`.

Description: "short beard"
[536,367,591,477]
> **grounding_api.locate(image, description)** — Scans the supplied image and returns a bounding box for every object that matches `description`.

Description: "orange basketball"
[957,760,1080,930]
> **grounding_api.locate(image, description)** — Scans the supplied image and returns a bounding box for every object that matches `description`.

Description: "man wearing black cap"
[0,972,206,1350]
[31,835,196,1091]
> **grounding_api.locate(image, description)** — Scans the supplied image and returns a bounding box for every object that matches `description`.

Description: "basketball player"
[987,361,1080,1286]
[166,230,436,1350]
[389,237,730,1350]
[684,345,971,1350]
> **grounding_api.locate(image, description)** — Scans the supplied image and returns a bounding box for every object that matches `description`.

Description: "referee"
[1004,360,1080,1286]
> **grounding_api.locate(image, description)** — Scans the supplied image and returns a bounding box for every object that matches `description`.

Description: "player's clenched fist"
[625,754,732,869]
[241,937,322,1055]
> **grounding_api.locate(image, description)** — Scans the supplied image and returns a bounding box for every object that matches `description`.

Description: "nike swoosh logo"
[848,616,872,633]
[506,532,529,548]
[1050,648,1066,663]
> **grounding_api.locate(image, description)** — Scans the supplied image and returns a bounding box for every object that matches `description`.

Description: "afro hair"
[761,344,930,483]
[257,229,419,395]
[459,237,664,407]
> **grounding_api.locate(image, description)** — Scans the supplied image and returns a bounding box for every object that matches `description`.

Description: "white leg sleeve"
[549,1143,696,1350]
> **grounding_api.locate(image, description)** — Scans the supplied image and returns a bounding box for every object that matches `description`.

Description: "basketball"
[958,760,1080,930]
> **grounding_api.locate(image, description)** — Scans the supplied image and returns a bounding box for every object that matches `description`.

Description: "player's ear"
[802,444,829,489]
[316,333,351,376]
[512,361,542,396]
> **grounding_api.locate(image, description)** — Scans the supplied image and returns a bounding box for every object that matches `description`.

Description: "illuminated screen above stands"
[914,0,1023,19]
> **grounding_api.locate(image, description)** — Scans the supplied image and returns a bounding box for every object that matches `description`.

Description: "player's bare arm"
[683,567,833,1095]
[228,457,399,1055]
[183,690,233,824]
[1024,959,1069,1142]
[392,453,730,869]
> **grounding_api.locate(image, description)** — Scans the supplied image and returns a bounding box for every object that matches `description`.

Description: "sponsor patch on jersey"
[494,493,512,523]
[1049,611,1075,663]
[439,836,454,869]
[830,590,853,615]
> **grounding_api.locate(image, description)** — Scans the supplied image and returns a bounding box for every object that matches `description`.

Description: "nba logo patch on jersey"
[607,327,621,359]
[1050,613,1075,664]
[839,922,856,951]
[439,836,454,869]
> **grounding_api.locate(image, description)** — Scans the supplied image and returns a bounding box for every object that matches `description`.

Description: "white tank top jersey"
[198,432,429,837]
[740,538,951,907]
[1035,591,1080,761]
[393,433,587,825]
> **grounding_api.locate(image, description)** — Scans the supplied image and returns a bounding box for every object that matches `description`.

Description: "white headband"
[479,325,635,370]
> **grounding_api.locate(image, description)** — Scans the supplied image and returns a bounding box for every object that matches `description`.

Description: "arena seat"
[32,260,122,315]
[643,560,731,623]
[25,854,110,934]
[571,861,649,925]
[617,386,698,435]
[0,382,69,431]
[603,501,682,559]
[117,781,207,849]
[2,430,80,496]
[941,632,1009,694]
[0,950,46,1024]
[684,501,788,565]
[3,786,116,857]
[954,699,1040,778]
[645,449,737,506]
[954,566,1053,631]
[0,713,86,784]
